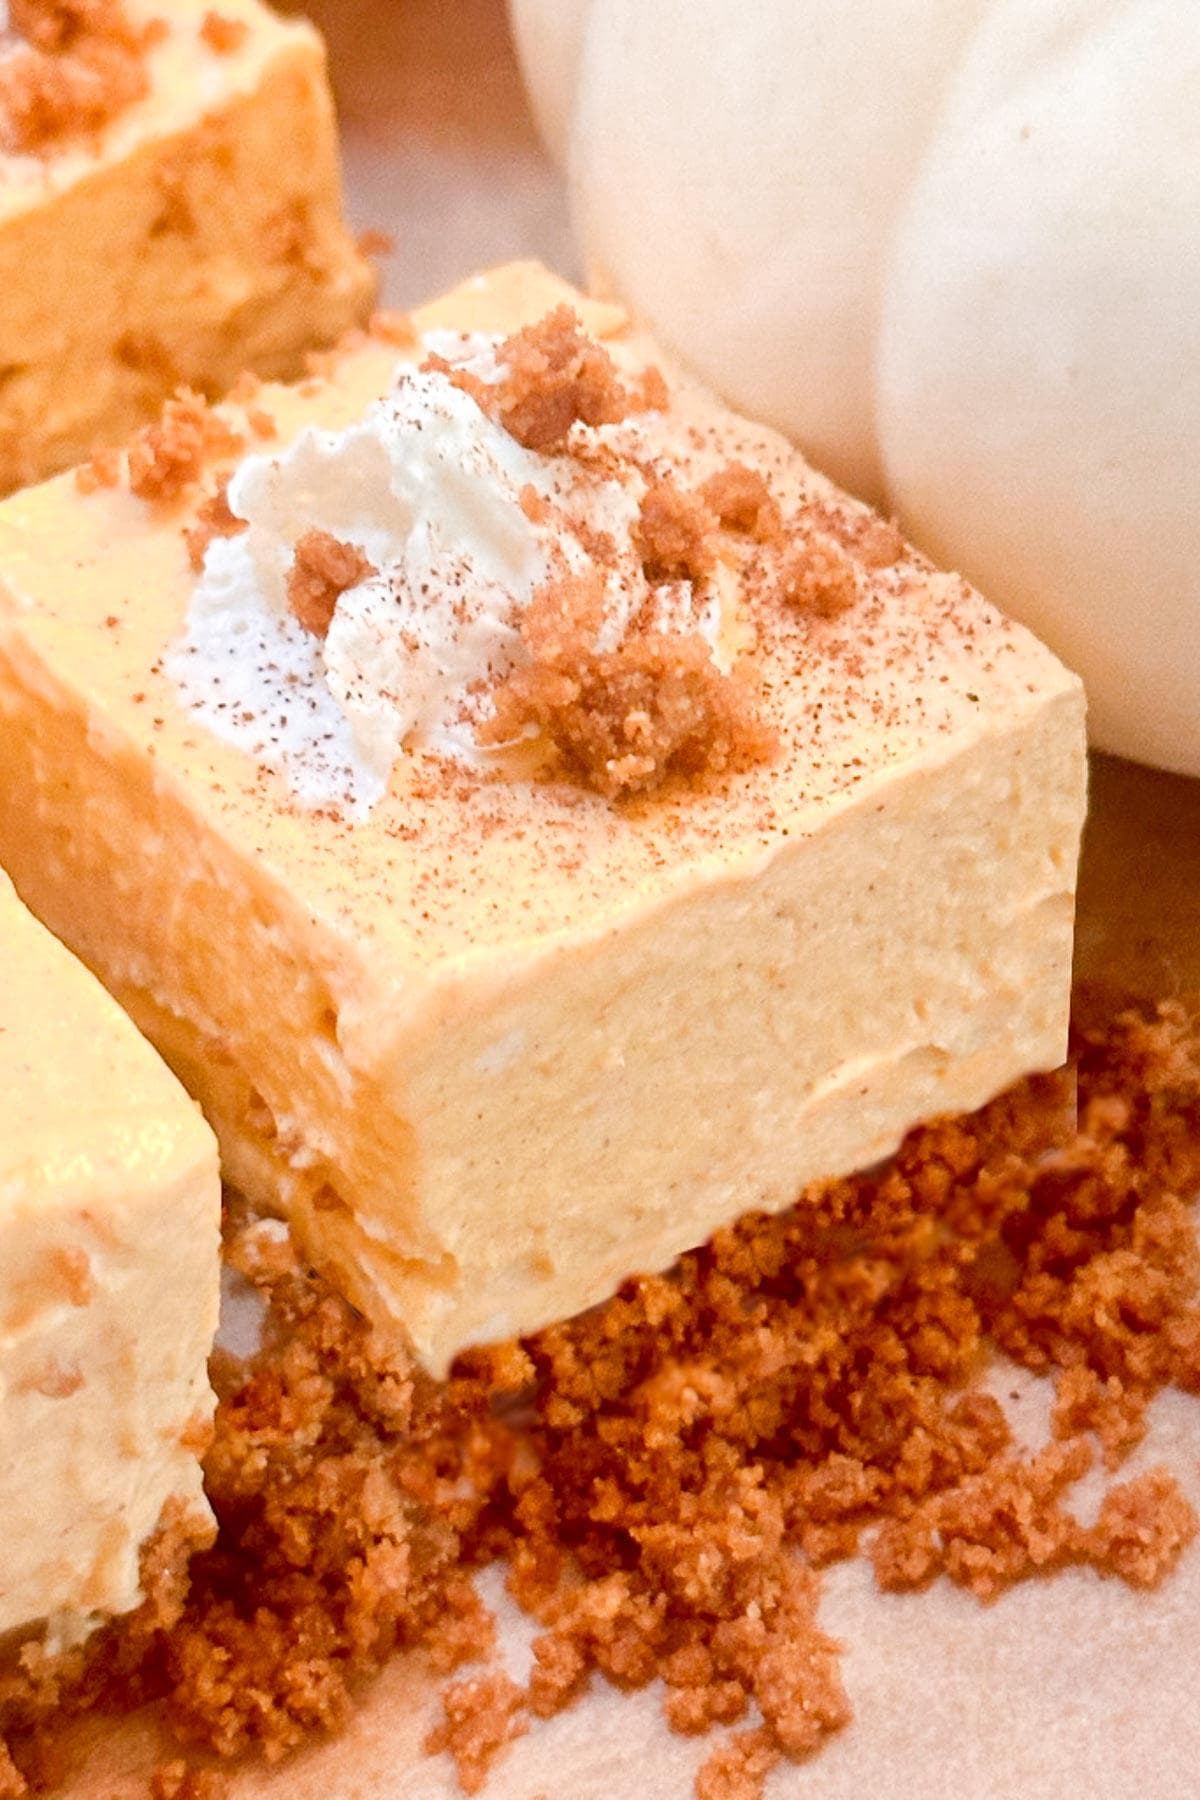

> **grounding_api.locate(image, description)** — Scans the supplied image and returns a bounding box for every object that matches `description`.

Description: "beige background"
[67,3,1200,1794]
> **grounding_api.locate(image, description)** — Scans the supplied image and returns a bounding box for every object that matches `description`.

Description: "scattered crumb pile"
[2,992,1198,1800]
[0,0,159,154]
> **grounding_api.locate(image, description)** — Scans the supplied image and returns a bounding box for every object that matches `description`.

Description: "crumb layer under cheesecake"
[0,263,1087,1373]
[0,871,220,1644]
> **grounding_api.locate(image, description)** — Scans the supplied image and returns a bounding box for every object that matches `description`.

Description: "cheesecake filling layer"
[0,872,221,1643]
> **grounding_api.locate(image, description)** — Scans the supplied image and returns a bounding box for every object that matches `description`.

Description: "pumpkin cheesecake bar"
[0,262,1087,1375]
[0,871,220,1648]
[0,0,373,493]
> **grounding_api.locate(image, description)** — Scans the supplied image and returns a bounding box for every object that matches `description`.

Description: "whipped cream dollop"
[169,335,725,817]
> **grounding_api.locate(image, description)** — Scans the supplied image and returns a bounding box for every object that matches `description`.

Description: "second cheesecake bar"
[0,263,1087,1372]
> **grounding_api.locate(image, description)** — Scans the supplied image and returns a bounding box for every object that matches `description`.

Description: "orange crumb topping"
[0,0,154,154]
[286,530,376,638]
[778,527,859,620]
[198,12,247,55]
[182,486,245,575]
[483,572,775,801]
[150,1761,228,1800]
[73,445,122,494]
[245,408,276,442]
[635,476,716,584]
[127,390,245,506]
[442,305,637,453]
[638,364,671,414]
[699,463,782,544]
[1,995,1197,1800]
[813,503,905,571]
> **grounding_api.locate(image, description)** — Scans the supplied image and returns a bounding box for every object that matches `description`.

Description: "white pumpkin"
[510,0,1200,777]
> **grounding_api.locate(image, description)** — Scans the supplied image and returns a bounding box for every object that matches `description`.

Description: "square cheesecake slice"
[0,871,220,1646]
[0,262,1087,1374]
[0,0,374,493]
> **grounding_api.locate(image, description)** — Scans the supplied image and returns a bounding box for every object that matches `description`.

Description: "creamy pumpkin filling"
[0,872,220,1646]
[0,262,1087,1375]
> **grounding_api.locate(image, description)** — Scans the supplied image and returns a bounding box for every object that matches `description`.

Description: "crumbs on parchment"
[423,1674,528,1796]
[287,529,377,637]
[2,995,1198,1800]
[0,0,160,154]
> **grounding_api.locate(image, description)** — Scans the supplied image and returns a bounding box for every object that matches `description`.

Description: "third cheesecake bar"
[0,263,1087,1373]
[0,871,219,1647]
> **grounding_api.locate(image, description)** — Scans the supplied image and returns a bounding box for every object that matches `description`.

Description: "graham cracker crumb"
[1051,1366,1148,1470]
[287,530,377,638]
[357,229,395,259]
[74,445,122,494]
[183,485,245,574]
[198,12,248,55]
[872,1440,1094,1602]
[700,464,782,545]
[636,476,716,584]
[778,528,858,620]
[638,364,671,413]
[483,572,776,800]
[696,1728,781,1800]
[458,305,634,453]
[151,1760,229,1800]
[127,390,244,506]
[1084,1468,1198,1588]
[812,504,905,571]
[423,1673,528,1794]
